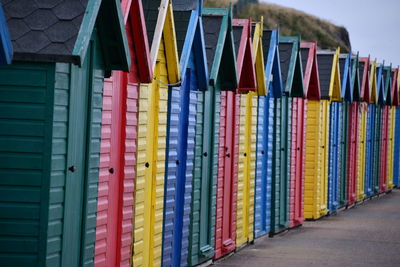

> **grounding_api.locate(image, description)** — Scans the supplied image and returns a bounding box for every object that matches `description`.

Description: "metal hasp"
[189,7,238,266]
[0,0,130,266]
[378,65,392,193]
[285,36,305,229]
[94,1,152,266]
[133,0,181,266]
[300,42,321,218]
[162,1,209,266]
[234,18,257,248]
[391,69,400,188]
[254,28,282,238]
[0,2,12,64]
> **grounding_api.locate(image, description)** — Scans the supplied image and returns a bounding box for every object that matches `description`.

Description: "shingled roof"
[3,0,130,71]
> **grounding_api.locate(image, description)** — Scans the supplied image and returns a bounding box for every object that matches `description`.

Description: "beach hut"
[269,35,303,233]
[370,61,383,195]
[0,2,12,64]
[350,54,365,202]
[393,69,400,187]
[162,1,208,266]
[254,28,282,238]
[379,65,392,193]
[367,60,379,196]
[286,37,306,229]
[235,18,257,248]
[133,0,181,266]
[387,68,398,190]
[189,7,237,266]
[0,1,130,266]
[307,49,340,219]
[347,54,362,205]
[300,42,323,214]
[95,1,152,266]
[336,53,353,208]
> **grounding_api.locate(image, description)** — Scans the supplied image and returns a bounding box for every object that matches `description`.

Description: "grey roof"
[279,42,293,90]
[232,24,242,57]
[317,53,334,99]
[3,0,89,62]
[339,57,346,84]
[300,47,309,78]
[202,14,222,72]
[172,0,198,11]
[142,0,161,48]
[358,61,365,84]
[173,10,191,58]
[261,29,272,64]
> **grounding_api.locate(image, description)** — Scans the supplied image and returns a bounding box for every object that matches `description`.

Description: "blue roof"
[0,3,12,64]
[264,29,283,98]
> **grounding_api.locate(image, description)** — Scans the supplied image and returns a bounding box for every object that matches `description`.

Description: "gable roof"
[359,56,371,102]
[4,0,130,71]
[376,64,387,105]
[369,60,378,104]
[251,18,266,96]
[232,18,256,93]
[317,48,341,101]
[172,0,208,90]
[122,0,152,82]
[339,53,352,102]
[300,42,320,100]
[392,68,399,106]
[383,65,392,105]
[143,0,180,83]
[263,29,283,98]
[278,36,304,97]
[351,53,361,102]
[0,3,12,64]
[202,7,237,90]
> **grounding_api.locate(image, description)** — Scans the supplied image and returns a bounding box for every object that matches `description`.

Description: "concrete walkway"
[215,189,400,267]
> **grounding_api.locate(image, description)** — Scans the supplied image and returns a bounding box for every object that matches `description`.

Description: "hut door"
[62,37,103,266]
[279,96,290,228]
[222,91,237,251]
[294,98,305,224]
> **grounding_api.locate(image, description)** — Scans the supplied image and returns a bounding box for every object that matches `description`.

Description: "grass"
[203,0,351,52]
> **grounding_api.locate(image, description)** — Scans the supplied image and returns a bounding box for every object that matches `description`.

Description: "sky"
[261,0,400,67]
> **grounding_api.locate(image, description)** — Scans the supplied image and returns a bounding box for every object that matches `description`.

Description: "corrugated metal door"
[387,107,395,189]
[365,104,375,196]
[304,100,323,219]
[134,40,169,267]
[347,102,359,205]
[254,95,274,237]
[215,90,239,258]
[328,102,340,213]
[393,107,400,187]
[357,103,367,201]
[339,102,349,207]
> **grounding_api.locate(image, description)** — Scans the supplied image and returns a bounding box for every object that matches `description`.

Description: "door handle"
[226,153,230,158]
[109,168,114,174]
[68,165,76,173]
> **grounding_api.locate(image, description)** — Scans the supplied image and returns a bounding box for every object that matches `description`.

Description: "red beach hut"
[95,1,152,266]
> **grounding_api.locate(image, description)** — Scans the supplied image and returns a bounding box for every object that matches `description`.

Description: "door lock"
[68,165,76,173]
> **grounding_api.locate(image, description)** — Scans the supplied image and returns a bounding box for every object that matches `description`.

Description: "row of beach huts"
[0,0,399,267]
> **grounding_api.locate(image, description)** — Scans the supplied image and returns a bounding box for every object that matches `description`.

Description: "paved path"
[215,189,400,267]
